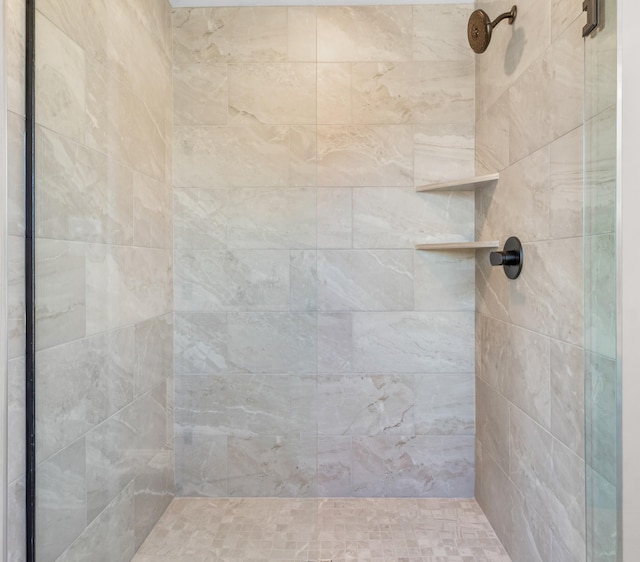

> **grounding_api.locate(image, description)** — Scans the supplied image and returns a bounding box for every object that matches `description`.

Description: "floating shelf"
[415,241,500,251]
[416,173,500,192]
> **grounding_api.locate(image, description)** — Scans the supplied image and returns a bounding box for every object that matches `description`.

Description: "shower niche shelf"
[416,172,499,192]
[415,241,499,251]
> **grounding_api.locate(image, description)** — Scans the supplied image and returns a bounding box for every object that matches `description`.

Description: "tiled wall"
[474,1,592,560]
[172,5,478,498]
[6,1,175,561]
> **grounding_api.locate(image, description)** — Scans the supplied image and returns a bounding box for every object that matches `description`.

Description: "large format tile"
[173,63,228,126]
[412,4,474,62]
[135,315,173,397]
[351,435,474,497]
[8,358,26,484]
[317,250,413,311]
[351,312,474,373]
[475,378,510,472]
[174,187,227,250]
[175,431,228,497]
[414,250,474,311]
[174,313,229,375]
[133,173,173,249]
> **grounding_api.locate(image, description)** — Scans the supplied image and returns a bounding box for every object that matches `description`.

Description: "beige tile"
[288,7,316,62]
[228,63,316,125]
[475,92,510,175]
[173,7,288,64]
[317,63,352,125]
[133,173,173,249]
[7,112,25,237]
[551,0,586,41]
[6,0,25,116]
[317,6,413,62]
[317,188,352,249]
[173,63,228,126]
[476,378,510,472]
[413,4,475,62]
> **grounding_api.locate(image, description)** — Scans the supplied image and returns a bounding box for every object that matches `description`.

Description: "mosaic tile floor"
[132,497,511,562]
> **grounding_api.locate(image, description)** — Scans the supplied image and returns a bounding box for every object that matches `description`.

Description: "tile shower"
[3,0,592,561]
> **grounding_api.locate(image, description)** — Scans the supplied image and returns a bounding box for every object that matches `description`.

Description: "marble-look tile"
[317,6,412,62]
[173,124,291,188]
[412,4,474,62]
[509,407,586,560]
[476,441,552,562]
[36,327,135,462]
[353,188,474,249]
[134,443,175,548]
[227,188,316,249]
[509,57,553,164]
[317,125,413,187]
[318,436,352,497]
[476,256,511,324]
[135,314,173,397]
[414,123,475,186]
[550,127,584,239]
[173,63,228,126]
[414,250,474,311]
[318,375,414,436]
[8,477,26,562]
[547,17,584,140]
[288,7,316,62]
[317,63,351,125]
[550,340,585,457]
[475,0,551,116]
[35,239,86,350]
[317,250,413,311]
[586,467,618,561]
[318,313,353,373]
[133,173,173,249]
[175,249,290,312]
[174,312,229,375]
[484,146,550,242]
[35,12,86,143]
[229,63,316,125]
[85,245,172,335]
[351,435,474,497]
[36,126,134,244]
[552,0,585,40]
[36,439,87,562]
[173,7,288,65]
[7,112,25,236]
[56,482,137,562]
[175,431,228,497]
[352,61,474,125]
[289,125,318,187]
[174,187,227,250]
[476,378,510,472]
[509,238,584,346]
[414,374,474,436]
[352,312,474,374]
[228,435,317,497]
[86,60,166,182]
[176,375,315,438]
[7,236,25,359]
[8,357,26,484]
[317,188,352,249]
[475,92,510,175]
[227,312,317,374]
[585,352,617,485]
[478,315,551,429]
[6,0,25,116]
[289,250,317,311]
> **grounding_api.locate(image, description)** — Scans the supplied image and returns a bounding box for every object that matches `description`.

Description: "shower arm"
[490,6,517,29]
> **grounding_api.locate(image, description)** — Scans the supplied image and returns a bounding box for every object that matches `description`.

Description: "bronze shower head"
[467,5,517,54]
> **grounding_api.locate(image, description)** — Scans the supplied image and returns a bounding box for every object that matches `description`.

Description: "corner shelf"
[416,173,499,192]
[415,241,499,251]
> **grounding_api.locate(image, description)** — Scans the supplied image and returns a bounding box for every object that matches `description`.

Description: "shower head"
[467,5,517,54]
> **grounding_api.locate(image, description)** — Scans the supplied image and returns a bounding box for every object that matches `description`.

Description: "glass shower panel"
[584,0,620,559]
[33,1,175,560]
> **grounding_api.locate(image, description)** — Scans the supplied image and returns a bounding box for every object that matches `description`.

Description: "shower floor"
[132,497,510,562]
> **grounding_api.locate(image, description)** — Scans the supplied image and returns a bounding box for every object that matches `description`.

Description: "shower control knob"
[489,236,523,280]
[489,250,520,266]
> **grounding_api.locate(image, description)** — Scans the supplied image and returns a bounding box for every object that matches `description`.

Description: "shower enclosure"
[2,0,626,560]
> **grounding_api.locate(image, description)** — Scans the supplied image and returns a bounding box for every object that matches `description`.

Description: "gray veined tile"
[8,357,26,484]
[175,430,228,497]
[317,250,414,312]
[318,313,353,373]
[318,436,352,497]
[317,188,352,249]
[7,235,25,360]
[318,375,415,436]
[7,112,25,237]
[133,172,173,249]
[475,378,509,473]
[174,312,229,375]
[351,312,474,374]
[135,314,173,397]
[174,249,290,312]
[174,187,228,250]
[6,0,25,116]
[8,477,26,562]
[414,374,475,436]
[351,435,474,497]
[289,250,317,311]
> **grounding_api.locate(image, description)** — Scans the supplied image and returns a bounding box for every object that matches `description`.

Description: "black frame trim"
[25,0,36,560]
